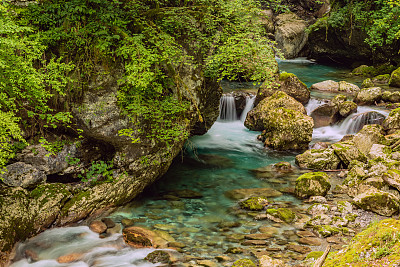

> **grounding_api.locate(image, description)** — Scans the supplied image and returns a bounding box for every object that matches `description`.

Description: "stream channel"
[9,58,390,267]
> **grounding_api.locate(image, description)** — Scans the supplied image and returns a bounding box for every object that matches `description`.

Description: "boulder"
[239,197,269,211]
[255,73,310,105]
[372,74,390,85]
[331,141,367,166]
[368,144,392,161]
[266,208,297,223]
[383,108,400,133]
[274,13,308,59]
[354,87,382,105]
[310,80,339,92]
[310,104,339,127]
[123,227,169,248]
[352,124,386,156]
[145,251,171,264]
[338,81,360,93]
[353,189,400,216]
[347,111,386,134]
[1,162,46,188]
[295,149,341,170]
[389,67,400,87]
[383,91,400,103]
[245,91,313,150]
[361,78,374,88]
[89,220,107,234]
[383,170,400,192]
[295,172,331,199]
[338,101,357,117]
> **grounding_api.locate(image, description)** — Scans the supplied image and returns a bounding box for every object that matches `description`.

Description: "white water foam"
[240,95,255,121]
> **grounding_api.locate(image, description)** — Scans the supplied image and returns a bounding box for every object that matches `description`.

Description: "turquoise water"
[9,59,366,266]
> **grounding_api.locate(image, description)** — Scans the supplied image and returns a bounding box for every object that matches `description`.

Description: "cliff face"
[0,62,221,252]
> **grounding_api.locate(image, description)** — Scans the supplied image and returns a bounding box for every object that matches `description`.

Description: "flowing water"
[9,59,387,267]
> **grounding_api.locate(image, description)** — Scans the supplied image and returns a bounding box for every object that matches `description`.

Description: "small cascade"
[218,95,237,121]
[342,111,387,134]
[240,95,255,121]
[312,107,389,143]
[305,98,328,115]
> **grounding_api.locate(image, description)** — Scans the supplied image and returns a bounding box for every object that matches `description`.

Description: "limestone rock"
[353,124,386,156]
[310,80,339,92]
[1,162,46,188]
[295,149,341,170]
[295,172,331,199]
[354,87,382,105]
[383,170,400,192]
[389,67,400,87]
[353,189,400,216]
[245,91,313,150]
[383,108,400,133]
[310,103,339,127]
[331,141,367,166]
[274,13,308,59]
[338,81,360,93]
[255,73,310,105]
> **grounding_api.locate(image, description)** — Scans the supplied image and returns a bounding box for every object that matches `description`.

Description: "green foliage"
[39,137,68,156]
[78,160,114,184]
[319,0,400,50]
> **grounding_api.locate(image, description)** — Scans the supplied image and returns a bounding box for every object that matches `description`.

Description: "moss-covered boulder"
[353,124,387,156]
[353,189,400,216]
[383,169,400,192]
[295,172,331,199]
[389,67,400,87]
[266,208,297,223]
[343,160,367,191]
[384,91,400,103]
[383,108,400,133]
[338,101,357,117]
[239,197,269,210]
[245,91,313,150]
[338,81,360,93]
[324,219,400,266]
[331,141,368,166]
[354,87,382,105]
[255,73,310,105]
[361,78,374,88]
[295,149,341,170]
[372,74,390,85]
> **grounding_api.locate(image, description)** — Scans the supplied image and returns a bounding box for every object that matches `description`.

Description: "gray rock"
[2,162,46,188]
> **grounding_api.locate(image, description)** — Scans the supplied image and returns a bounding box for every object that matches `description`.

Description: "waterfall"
[240,95,255,121]
[218,95,237,121]
[305,98,328,115]
[312,107,389,143]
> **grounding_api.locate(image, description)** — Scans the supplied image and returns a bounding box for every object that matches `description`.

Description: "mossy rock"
[372,74,390,85]
[295,148,340,170]
[362,78,374,88]
[266,207,297,223]
[324,219,400,266]
[383,108,400,132]
[239,197,269,211]
[232,259,256,267]
[353,189,400,216]
[313,225,340,237]
[338,101,357,117]
[331,141,368,166]
[305,251,324,260]
[390,67,400,87]
[354,87,382,105]
[145,251,171,264]
[294,172,331,199]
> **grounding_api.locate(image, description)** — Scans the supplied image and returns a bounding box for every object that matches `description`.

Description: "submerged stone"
[232,259,256,267]
[266,208,297,223]
[225,188,282,200]
[239,197,269,211]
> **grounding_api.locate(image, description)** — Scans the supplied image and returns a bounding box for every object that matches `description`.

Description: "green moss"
[295,172,331,199]
[345,214,358,222]
[266,207,297,223]
[61,190,91,216]
[232,259,256,267]
[324,219,400,266]
[279,72,296,81]
[305,251,324,260]
[313,225,340,237]
[239,197,268,211]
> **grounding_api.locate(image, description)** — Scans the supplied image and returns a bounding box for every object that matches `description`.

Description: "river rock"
[331,141,367,166]
[145,251,171,264]
[266,208,297,223]
[232,259,256,267]
[353,189,400,216]
[1,162,46,188]
[352,124,386,156]
[295,172,331,199]
[295,148,341,170]
[338,81,360,93]
[286,244,311,254]
[260,255,288,267]
[383,170,400,191]
[338,101,357,117]
[354,87,382,105]
[383,91,400,103]
[310,103,339,127]
[245,91,313,150]
[310,80,339,92]
[298,237,322,246]
[57,253,84,263]
[89,220,107,234]
[239,197,269,210]
[225,188,282,200]
[123,227,169,248]
[256,73,310,105]
[383,108,400,133]
[362,78,374,88]
[107,224,122,235]
[274,13,308,59]
[101,218,116,228]
[389,67,400,87]
[372,74,390,85]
